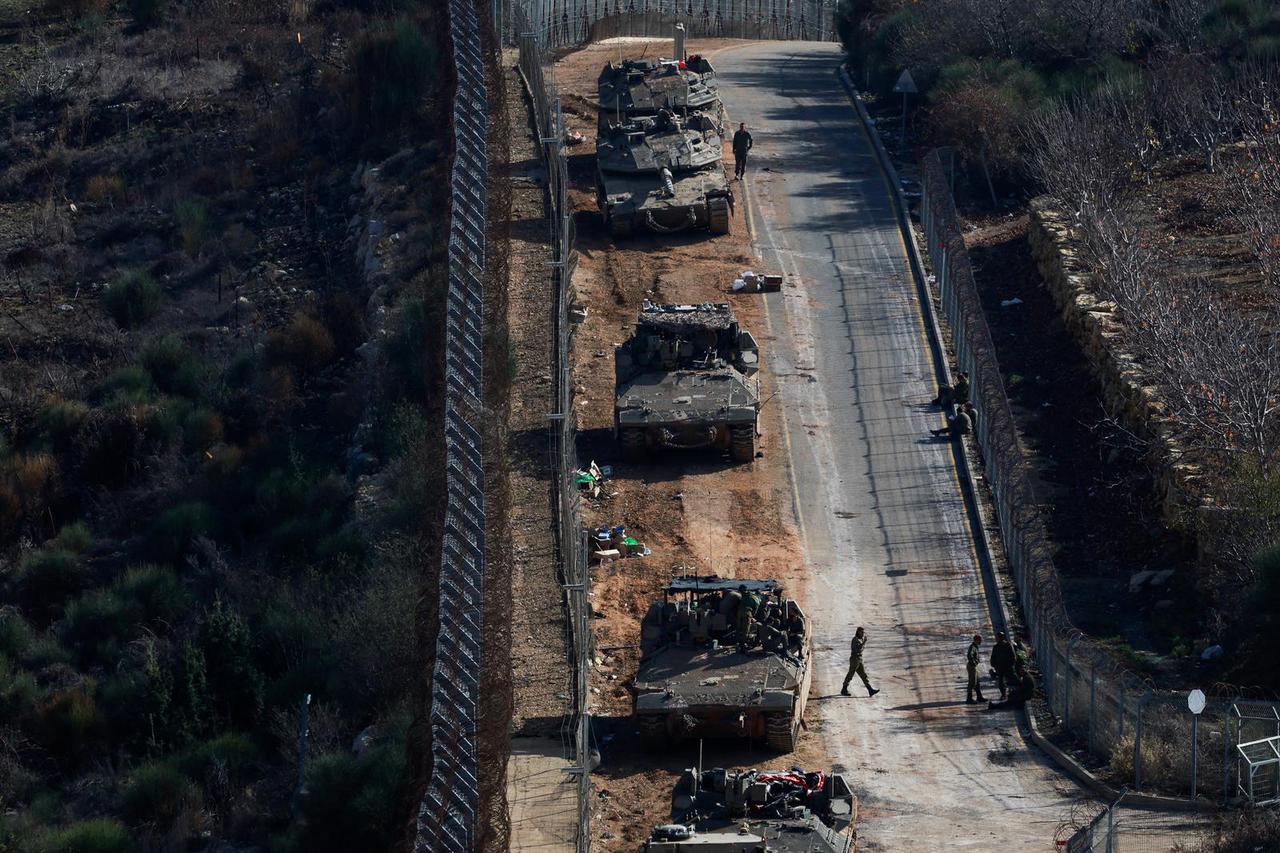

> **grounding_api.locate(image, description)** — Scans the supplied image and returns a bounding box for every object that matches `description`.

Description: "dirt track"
[550,38,824,852]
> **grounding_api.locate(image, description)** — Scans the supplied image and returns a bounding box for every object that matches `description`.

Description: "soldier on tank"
[841,627,880,697]
[966,634,986,704]
[736,585,760,652]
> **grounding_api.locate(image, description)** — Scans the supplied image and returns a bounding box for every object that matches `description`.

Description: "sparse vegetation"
[102,271,163,329]
[0,0,450,845]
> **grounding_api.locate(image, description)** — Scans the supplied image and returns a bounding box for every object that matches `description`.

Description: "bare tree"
[1147,56,1232,171]
[1023,85,1145,218]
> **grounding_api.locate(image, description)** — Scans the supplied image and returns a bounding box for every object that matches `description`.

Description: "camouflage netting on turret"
[636,303,734,335]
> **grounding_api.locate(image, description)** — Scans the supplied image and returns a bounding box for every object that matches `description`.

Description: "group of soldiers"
[929,371,977,439]
[843,627,1034,710]
[706,584,805,663]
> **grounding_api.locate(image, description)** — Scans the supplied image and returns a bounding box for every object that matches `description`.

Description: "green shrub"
[54,522,92,555]
[95,366,154,406]
[122,763,199,826]
[39,399,90,445]
[173,197,208,256]
[224,352,257,389]
[141,336,205,398]
[80,409,147,488]
[15,550,85,621]
[384,297,432,401]
[264,313,336,375]
[36,684,102,758]
[22,634,71,669]
[44,0,112,19]
[292,740,408,852]
[42,817,134,853]
[103,271,163,329]
[349,18,436,134]
[116,565,189,623]
[0,608,34,658]
[148,503,217,562]
[0,655,39,717]
[144,398,191,448]
[181,407,224,452]
[128,0,164,29]
[60,589,132,663]
[199,598,263,730]
[175,732,259,780]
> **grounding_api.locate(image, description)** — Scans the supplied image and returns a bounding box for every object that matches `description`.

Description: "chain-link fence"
[918,148,1280,801]
[507,0,837,46]
[1063,793,1207,852]
[414,0,490,849]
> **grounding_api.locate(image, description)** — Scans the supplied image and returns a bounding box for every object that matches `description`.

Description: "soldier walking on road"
[990,631,1016,700]
[732,122,753,179]
[966,634,986,704]
[841,627,880,697]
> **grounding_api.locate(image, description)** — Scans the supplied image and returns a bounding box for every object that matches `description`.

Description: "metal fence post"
[1064,636,1079,731]
[1135,692,1150,789]
[1191,710,1199,799]
[1089,663,1097,755]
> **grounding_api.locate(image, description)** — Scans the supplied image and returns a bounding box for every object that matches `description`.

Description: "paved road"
[715,42,1085,851]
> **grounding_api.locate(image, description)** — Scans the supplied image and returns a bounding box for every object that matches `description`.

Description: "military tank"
[642,766,855,852]
[614,303,760,462]
[597,55,720,124]
[596,110,733,238]
[633,575,811,752]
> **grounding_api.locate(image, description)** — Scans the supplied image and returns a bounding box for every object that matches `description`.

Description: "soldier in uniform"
[930,405,972,439]
[988,664,1035,710]
[732,122,753,179]
[841,627,880,697]
[931,371,969,408]
[966,634,986,704]
[737,585,760,652]
[990,631,1016,700]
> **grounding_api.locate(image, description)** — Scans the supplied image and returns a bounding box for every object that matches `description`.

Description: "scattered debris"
[731,269,782,293]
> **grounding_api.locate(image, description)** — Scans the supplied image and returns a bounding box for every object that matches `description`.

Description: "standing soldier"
[735,584,759,652]
[841,627,880,697]
[732,122,753,180]
[966,634,986,704]
[990,631,1016,701]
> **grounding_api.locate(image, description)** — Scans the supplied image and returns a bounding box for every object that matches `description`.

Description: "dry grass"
[85,174,126,207]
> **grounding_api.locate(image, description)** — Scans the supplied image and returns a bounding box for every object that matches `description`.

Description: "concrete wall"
[1026,199,1205,535]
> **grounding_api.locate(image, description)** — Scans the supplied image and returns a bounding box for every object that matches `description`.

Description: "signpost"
[1189,689,1206,798]
[893,69,917,151]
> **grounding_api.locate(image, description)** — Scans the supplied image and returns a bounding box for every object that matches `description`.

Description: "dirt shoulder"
[550,38,818,851]
[504,52,572,739]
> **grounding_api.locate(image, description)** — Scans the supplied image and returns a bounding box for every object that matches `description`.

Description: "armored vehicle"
[642,766,854,852]
[596,111,733,237]
[633,576,811,752]
[614,303,760,462]
[597,56,720,124]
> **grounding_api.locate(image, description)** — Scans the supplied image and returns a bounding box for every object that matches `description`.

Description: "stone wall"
[1027,199,1205,535]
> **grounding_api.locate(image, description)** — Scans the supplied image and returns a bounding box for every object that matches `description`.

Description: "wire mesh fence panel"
[507,0,837,44]
[415,0,491,850]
